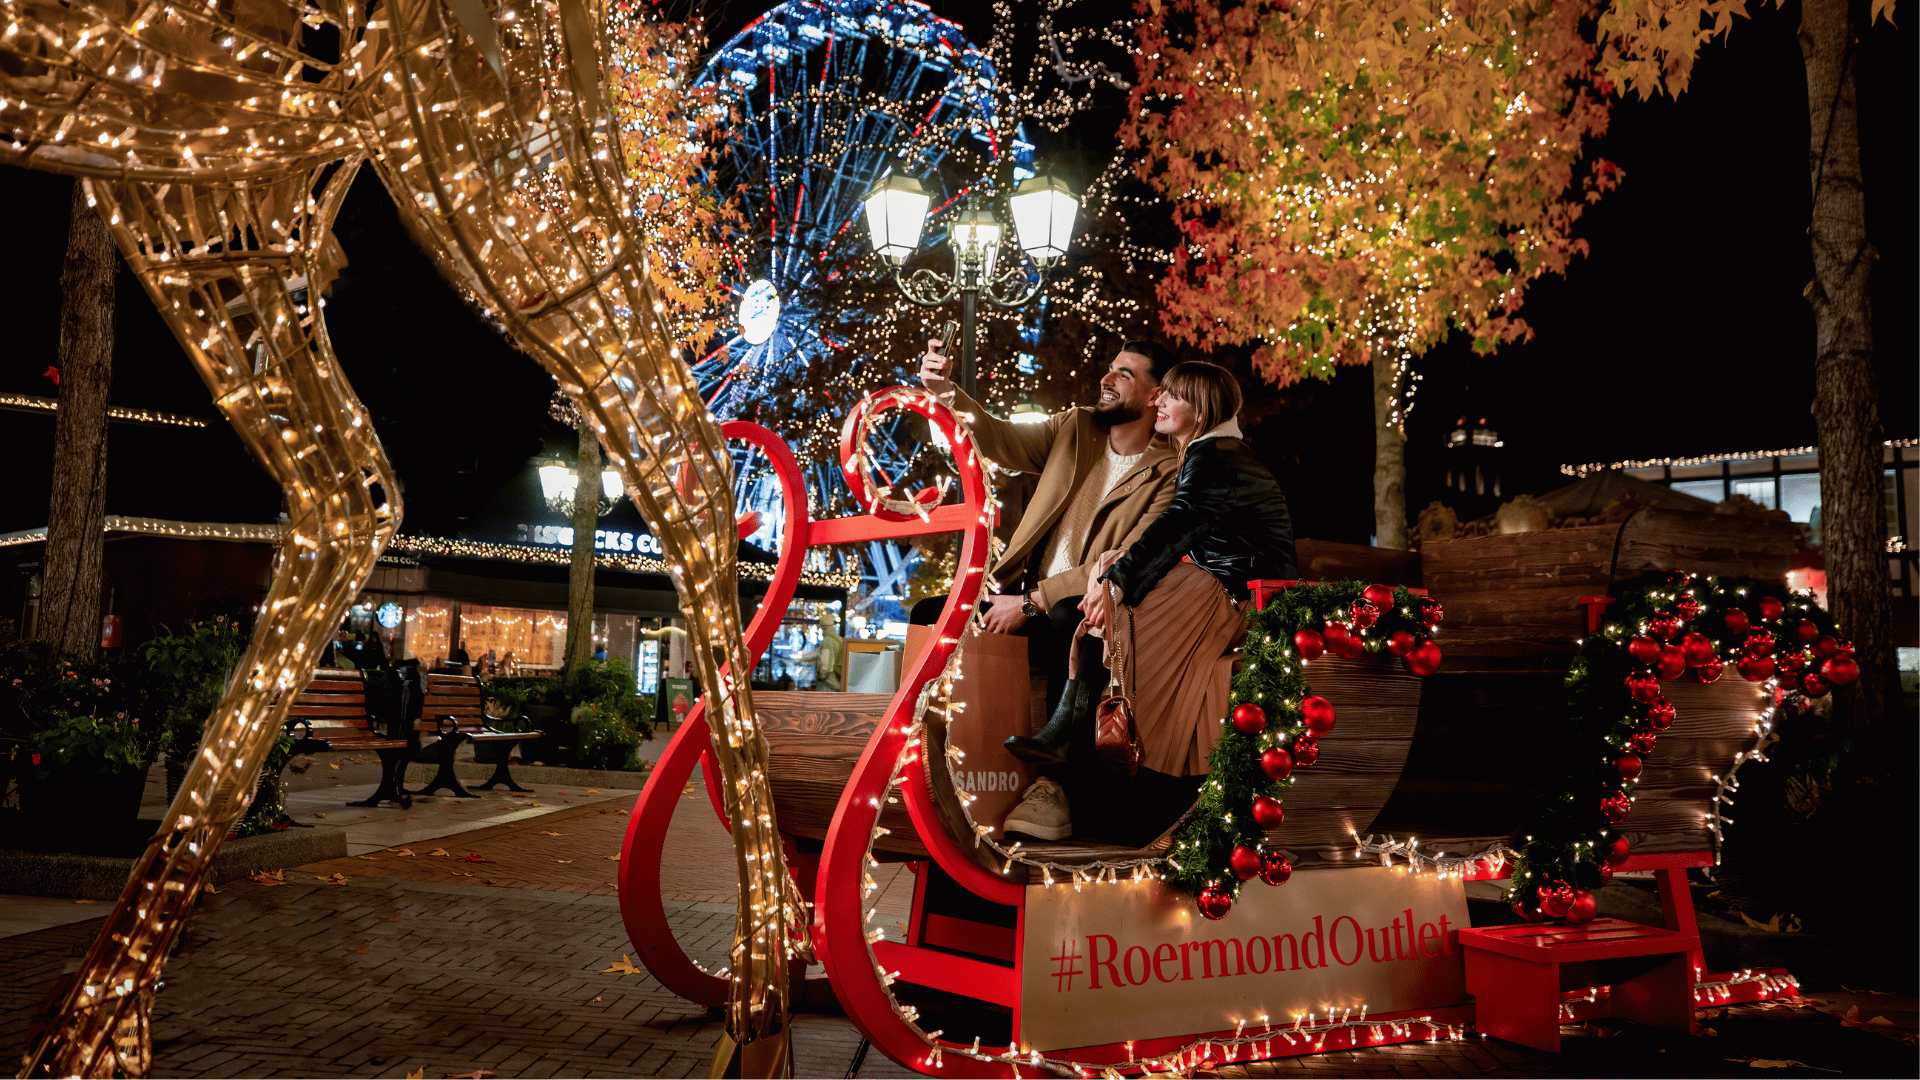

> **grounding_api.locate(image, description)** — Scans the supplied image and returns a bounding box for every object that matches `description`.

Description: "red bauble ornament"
[1228,844,1264,880]
[1821,654,1860,686]
[1812,635,1840,659]
[1387,631,1417,656]
[1196,883,1233,920]
[1565,888,1598,925]
[1795,619,1819,643]
[1758,596,1785,622]
[1693,656,1725,684]
[1775,650,1808,679]
[1615,754,1643,781]
[1260,747,1295,780]
[1292,628,1325,661]
[1723,609,1752,634]
[1680,632,1717,666]
[1834,638,1854,656]
[1656,645,1688,681]
[1539,881,1575,917]
[1349,599,1379,630]
[1322,621,1351,650]
[1333,632,1366,660]
[1595,861,1615,883]
[1600,791,1632,824]
[1674,596,1701,621]
[1627,728,1658,754]
[1362,584,1396,610]
[1406,640,1443,677]
[1301,696,1336,737]
[1251,796,1286,829]
[1604,835,1631,866]
[1628,636,1663,665]
[1419,596,1444,626]
[1259,850,1293,886]
[1647,611,1682,640]
[1291,737,1320,767]
[1624,669,1661,704]
[1741,629,1775,657]
[1513,900,1545,923]
[1736,655,1775,683]
[1231,702,1268,735]
[1645,697,1676,730]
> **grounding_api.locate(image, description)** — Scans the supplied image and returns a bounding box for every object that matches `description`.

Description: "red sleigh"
[617,390,1796,1075]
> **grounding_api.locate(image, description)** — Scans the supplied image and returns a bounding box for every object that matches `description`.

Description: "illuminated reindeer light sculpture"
[3,0,801,1074]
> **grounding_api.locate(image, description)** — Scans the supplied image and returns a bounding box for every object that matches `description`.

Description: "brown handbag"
[1089,583,1142,777]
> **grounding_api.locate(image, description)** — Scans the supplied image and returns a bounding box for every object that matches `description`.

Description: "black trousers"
[908,593,1106,714]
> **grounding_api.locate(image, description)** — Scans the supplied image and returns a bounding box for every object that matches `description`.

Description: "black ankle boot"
[1005,679,1091,766]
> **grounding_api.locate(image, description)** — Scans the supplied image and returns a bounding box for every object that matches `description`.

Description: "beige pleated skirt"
[1104,561,1250,777]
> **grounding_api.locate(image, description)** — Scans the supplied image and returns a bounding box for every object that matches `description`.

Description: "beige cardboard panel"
[1019,868,1469,1052]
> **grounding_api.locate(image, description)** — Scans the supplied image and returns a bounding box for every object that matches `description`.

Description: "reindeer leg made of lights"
[354,0,802,1067]
[19,162,399,1077]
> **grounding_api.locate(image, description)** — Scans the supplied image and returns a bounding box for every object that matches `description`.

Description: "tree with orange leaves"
[1122,0,1618,546]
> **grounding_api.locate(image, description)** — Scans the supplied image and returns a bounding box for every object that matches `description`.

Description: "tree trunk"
[1371,350,1408,550]
[36,179,116,663]
[563,425,602,674]
[1800,0,1891,730]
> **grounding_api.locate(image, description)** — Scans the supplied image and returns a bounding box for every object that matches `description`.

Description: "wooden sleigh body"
[616,393,1798,1076]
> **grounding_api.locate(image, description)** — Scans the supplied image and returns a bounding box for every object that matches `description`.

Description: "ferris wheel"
[692,0,1034,567]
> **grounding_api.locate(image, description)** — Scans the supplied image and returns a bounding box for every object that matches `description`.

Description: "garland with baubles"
[1507,571,1854,924]
[1163,581,1445,919]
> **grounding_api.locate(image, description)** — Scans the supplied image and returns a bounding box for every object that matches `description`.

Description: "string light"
[0,392,211,428]
[1560,438,1918,477]
[0,516,281,550]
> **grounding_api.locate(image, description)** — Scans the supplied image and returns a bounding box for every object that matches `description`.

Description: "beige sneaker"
[1003,777,1072,841]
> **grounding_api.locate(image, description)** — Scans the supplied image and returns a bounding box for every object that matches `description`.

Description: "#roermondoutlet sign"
[1018,868,1469,1051]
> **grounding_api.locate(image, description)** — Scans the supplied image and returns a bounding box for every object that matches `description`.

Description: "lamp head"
[953,194,1005,282]
[1010,171,1079,266]
[861,171,931,265]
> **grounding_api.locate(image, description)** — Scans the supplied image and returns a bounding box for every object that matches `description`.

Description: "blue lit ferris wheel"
[693,0,1034,540]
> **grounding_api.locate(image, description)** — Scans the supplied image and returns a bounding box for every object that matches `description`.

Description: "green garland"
[1508,570,1847,917]
[1162,581,1442,909]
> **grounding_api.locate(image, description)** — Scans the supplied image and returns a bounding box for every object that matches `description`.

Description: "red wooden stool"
[1460,918,1700,1051]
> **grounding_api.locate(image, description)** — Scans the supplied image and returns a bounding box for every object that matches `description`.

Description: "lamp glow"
[861,172,931,264]
[1010,171,1079,265]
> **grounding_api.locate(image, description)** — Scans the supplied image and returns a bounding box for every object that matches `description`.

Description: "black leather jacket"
[1100,435,1297,606]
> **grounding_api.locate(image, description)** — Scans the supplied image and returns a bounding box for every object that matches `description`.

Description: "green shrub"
[571,702,647,771]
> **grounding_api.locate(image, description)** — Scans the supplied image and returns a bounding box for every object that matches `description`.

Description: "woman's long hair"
[1159,361,1243,444]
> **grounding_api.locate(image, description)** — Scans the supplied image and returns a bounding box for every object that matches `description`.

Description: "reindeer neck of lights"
[3,0,799,1073]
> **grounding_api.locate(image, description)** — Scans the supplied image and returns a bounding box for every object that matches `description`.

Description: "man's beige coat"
[949,387,1179,610]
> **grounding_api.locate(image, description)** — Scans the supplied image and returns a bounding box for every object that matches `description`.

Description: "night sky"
[0,1,1911,547]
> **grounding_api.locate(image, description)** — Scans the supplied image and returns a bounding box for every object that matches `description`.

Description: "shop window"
[461,605,566,672]
[1780,473,1821,525]
[1670,478,1725,503]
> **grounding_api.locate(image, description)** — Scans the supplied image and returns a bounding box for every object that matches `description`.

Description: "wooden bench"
[1459,917,1699,1051]
[412,672,543,798]
[284,668,414,809]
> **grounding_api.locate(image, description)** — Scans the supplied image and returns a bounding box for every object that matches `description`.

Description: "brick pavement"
[2,761,1912,1078]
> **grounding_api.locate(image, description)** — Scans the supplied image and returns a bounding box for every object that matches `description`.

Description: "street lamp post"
[861,170,1080,399]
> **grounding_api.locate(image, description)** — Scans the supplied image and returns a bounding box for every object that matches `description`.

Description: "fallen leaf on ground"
[1839,1005,1899,1031]
[464,852,494,863]
[329,762,340,770]
[1727,1059,1813,1069]
[354,855,380,860]
[73,898,97,905]
[426,848,451,857]
[404,1069,425,1080]
[203,884,220,895]
[1699,1026,1718,1037]
[389,848,416,857]
[602,954,643,975]
[556,859,572,864]
[389,912,402,921]
[355,943,369,954]
[1738,912,1802,933]
[312,812,327,819]
[557,790,568,795]
[522,802,544,807]
[451,871,473,877]
[586,789,600,794]
[484,879,506,887]
[605,854,620,861]
[591,996,602,1002]
[317,873,351,886]
[247,869,287,887]
[616,808,628,814]
[536,831,562,837]
[445,1071,494,1078]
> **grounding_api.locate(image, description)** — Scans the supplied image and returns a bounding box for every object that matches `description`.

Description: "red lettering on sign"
[1274,933,1300,971]
[1301,915,1327,969]
[1418,921,1441,958]
[1196,938,1244,978]
[1438,914,1455,954]
[1153,943,1180,983]
[1246,934,1272,974]
[1330,916,1364,966]
[1088,934,1120,989]
[1123,946,1151,986]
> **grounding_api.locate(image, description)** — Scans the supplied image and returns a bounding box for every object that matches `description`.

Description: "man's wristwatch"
[1020,591,1041,619]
